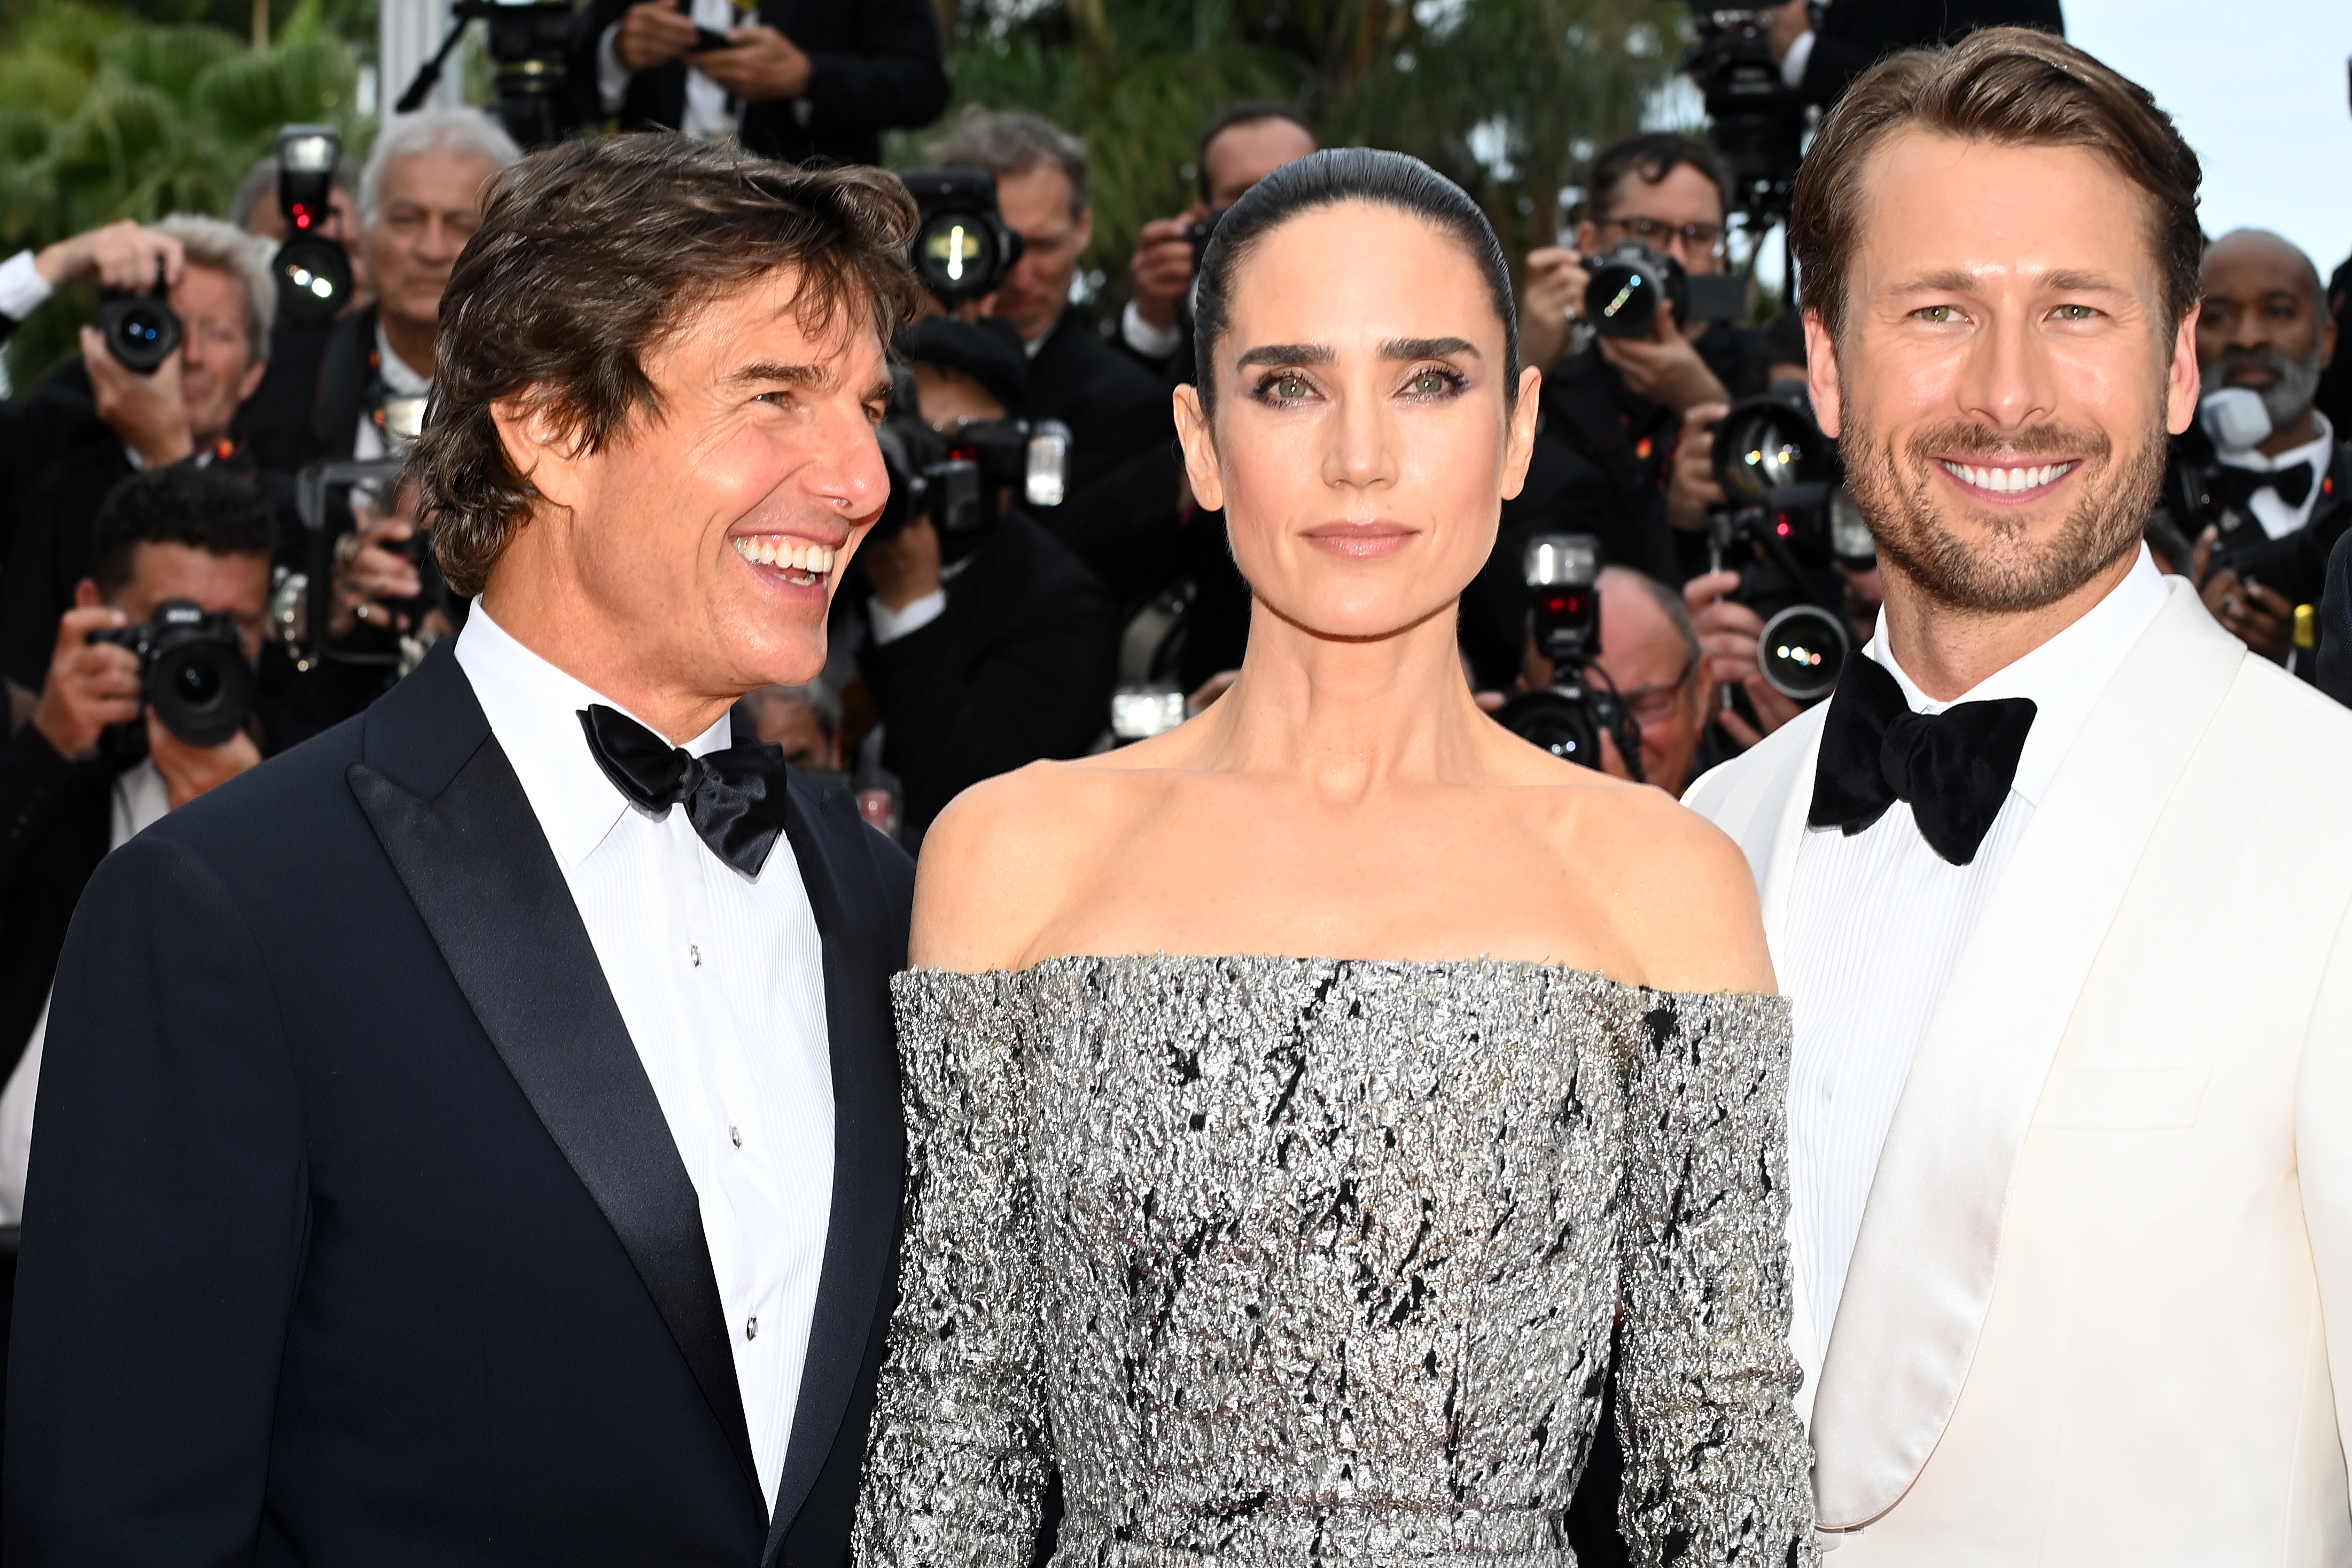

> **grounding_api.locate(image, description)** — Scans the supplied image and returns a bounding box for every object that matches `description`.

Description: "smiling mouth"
[1938,459,2077,496]
[732,534,837,586]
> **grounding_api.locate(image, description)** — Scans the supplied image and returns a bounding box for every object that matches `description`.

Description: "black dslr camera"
[898,170,1027,307]
[96,262,182,375]
[272,124,354,326]
[1185,206,1227,264]
[88,599,253,746]
[1582,237,1749,339]
[1492,534,1647,781]
[870,368,1071,553]
[1704,387,1856,701]
[1671,2,1810,221]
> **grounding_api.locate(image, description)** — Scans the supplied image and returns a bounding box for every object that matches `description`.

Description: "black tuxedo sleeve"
[0,722,81,887]
[799,0,949,141]
[5,830,308,1565]
[2321,529,2352,708]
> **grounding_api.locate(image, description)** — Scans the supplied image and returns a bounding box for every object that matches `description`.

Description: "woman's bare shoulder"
[1538,776,1775,997]
[909,759,1171,972]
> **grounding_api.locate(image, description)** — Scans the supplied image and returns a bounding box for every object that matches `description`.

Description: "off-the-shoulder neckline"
[897,952,1784,1004]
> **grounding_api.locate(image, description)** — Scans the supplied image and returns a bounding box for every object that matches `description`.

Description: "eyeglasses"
[1596,215,1727,258]
[1617,659,1701,724]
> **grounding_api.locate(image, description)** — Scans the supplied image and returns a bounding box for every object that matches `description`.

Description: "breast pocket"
[2032,1065,2211,1130]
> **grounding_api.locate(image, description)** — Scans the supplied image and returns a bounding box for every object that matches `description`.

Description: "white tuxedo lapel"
[1809,583,2247,1530]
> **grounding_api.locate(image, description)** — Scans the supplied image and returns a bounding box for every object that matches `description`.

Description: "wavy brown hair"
[410,134,921,597]
[1790,26,2202,347]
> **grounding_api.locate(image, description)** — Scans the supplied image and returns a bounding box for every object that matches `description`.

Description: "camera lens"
[99,297,184,374]
[1584,259,1661,339]
[916,214,1001,303]
[1715,402,1828,505]
[149,640,253,748]
[274,233,353,327]
[1756,603,1850,702]
[1493,688,1606,770]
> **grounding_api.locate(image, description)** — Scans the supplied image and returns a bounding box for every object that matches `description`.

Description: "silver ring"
[2221,594,2239,616]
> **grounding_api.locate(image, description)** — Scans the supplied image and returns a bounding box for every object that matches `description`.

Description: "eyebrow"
[1232,337,1483,370]
[728,360,835,391]
[1887,267,2132,296]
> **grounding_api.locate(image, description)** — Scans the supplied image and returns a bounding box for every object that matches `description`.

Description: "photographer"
[1120,102,1318,380]
[855,317,1116,840]
[0,466,287,1226]
[232,146,367,486]
[0,215,276,723]
[1517,565,1714,795]
[932,110,1182,604]
[2174,228,2350,672]
[1463,134,1768,688]
[576,0,946,166]
[1757,0,2063,111]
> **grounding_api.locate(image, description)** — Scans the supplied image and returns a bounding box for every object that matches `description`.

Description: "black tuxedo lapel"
[764,774,905,1560]
[346,644,761,1503]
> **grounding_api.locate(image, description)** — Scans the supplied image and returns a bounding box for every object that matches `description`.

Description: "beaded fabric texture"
[853,955,1814,1567]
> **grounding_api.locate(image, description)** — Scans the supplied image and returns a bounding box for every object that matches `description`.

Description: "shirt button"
[689,944,702,968]
[745,1316,758,1341]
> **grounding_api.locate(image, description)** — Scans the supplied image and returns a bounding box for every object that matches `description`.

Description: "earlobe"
[1501,365,1543,501]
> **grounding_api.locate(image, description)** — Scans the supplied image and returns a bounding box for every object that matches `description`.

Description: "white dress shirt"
[596,0,741,141]
[2216,408,2333,542]
[0,249,53,323]
[1779,545,2170,1360]
[1778,28,1817,90]
[455,601,834,1512]
[353,320,431,466]
[1120,299,1185,362]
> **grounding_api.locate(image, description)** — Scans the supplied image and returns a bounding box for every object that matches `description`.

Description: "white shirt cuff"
[1780,29,1816,91]
[1120,299,1185,361]
[0,250,54,323]
[596,22,631,114]
[869,589,946,645]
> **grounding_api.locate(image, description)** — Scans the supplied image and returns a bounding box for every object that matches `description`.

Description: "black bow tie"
[1808,654,2037,867]
[578,704,791,877]
[2214,459,2314,513]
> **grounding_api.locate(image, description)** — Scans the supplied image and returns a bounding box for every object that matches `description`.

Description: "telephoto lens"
[1755,603,1848,701]
[898,169,1026,306]
[1582,239,1684,340]
[272,124,354,326]
[96,262,184,375]
[87,599,254,746]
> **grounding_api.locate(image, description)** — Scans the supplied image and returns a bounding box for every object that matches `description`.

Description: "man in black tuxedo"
[575,0,946,167]
[6,134,924,1567]
[1759,0,2066,109]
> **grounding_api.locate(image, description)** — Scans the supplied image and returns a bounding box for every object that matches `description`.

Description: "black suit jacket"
[573,0,947,167]
[0,363,135,693]
[860,507,1115,837]
[6,641,913,1566]
[1023,309,1184,606]
[2322,526,2352,707]
[1797,0,2066,105]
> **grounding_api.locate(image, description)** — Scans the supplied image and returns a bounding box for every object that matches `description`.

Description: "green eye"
[2052,304,2098,322]
[1407,369,1453,396]
[1916,305,1958,323]
[1272,373,1312,400]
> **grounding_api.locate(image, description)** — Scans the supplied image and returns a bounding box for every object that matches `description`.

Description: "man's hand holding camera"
[31,603,259,806]
[1128,212,1204,337]
[2192,525,2297,665]
[332,497,426,639]
[1667,400,1729,532]
[1684,570,1802,748]
[147,712,261,810]
[35,220,183,297]
[1518,247,1588,375]
[614,0,811,99]
[1517,245,1729,412]
[80,323,196,469]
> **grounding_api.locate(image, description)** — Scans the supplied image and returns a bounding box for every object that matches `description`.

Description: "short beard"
[2214,340,2325,436]
[1839,400,2164,614]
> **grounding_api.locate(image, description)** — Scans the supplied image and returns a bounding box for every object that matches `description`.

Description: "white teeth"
[1942,460,2074,494]
[731,536,836,577]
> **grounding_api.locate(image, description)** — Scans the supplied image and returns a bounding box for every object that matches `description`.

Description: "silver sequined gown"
[853,955,1814,1567]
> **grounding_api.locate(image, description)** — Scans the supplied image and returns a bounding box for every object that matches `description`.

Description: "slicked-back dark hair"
[92,467,274,596]
[1190,147,1519,418]
[1792,26,2202,345]
[411,134,922,598]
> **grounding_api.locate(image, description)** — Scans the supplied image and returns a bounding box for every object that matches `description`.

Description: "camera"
[1672,3,1809,222]
[484,0,580,149]
[1185,206,1228,264]
[88,599,253,747]
[272,124,354,326]
[898,169,1026,306]
[1582,238,1748,339]
[96,263,182,375]
[870,367,1071,551]
[1491,534,1648,780]
[2159,386,2306,589]
[1704,387,1853,701]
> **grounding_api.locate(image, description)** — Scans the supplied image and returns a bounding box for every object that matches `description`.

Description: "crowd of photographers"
[4,5,2352,1245]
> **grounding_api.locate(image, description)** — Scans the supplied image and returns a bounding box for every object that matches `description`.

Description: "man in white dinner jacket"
[1686,27,2352,1564]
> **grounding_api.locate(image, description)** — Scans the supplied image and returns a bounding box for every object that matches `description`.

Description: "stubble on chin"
[1839,399,2166,614]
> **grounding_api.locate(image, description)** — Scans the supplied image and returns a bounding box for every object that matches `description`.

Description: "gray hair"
[231,151,355,231]
[360,110,523,225]
[927,108,1091,219]
[1600,565,1701,675]
[744,679,843,738]
[151,214,275,364]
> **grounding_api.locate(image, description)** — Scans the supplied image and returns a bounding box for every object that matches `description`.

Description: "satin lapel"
[1810,584,2245,1530]
[764,776,905,1561]
[347,665,760,1506]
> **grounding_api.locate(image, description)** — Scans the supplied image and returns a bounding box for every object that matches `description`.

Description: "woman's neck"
[1189,598,1493,795]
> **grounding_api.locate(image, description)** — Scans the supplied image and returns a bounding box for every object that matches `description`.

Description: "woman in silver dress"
[853,149,1814,1566]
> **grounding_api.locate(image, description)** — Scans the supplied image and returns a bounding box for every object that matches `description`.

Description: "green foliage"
[917,0,1681,327]
[0,0,367,392]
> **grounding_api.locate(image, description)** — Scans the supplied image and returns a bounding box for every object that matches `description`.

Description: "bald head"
[2197,228,2337,448]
